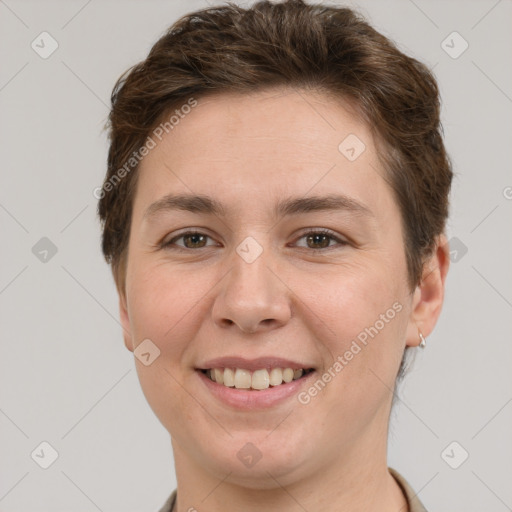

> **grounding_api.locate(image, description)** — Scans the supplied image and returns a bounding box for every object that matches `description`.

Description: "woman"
[97,1,452,510]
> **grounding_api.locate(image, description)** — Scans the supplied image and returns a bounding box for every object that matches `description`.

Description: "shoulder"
[158,475,427,512]
[389,467,429,512]
[157,489,177,512]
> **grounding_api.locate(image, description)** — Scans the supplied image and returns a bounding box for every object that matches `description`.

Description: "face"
[119,87,447,487]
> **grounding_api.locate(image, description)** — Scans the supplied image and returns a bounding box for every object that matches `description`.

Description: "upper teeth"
[206,368,307,390]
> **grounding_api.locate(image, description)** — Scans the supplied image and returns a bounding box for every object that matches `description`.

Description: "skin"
[118,87,449,512]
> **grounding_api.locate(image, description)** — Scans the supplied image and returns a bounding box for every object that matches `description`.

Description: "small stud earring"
[419,331,427,348]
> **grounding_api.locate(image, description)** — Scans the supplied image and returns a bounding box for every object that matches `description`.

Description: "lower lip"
[196,370,316,410]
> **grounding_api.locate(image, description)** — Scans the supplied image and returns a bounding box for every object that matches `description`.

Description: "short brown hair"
[98,0,452,302]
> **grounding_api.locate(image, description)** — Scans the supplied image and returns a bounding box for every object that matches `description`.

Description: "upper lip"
[196,356,315,372]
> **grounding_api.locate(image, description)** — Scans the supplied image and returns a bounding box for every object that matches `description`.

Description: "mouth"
[197,367,315,391]
[194,356,318,408]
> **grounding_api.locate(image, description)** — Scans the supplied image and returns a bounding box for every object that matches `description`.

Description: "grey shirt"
[157,467,427,512]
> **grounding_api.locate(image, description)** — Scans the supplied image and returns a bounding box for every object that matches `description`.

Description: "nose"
[211,247,292,334]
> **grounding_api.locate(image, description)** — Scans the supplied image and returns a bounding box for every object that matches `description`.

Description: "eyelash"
[161,228,348,252]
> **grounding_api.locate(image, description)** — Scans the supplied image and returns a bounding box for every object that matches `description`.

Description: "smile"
[200,367,315,390]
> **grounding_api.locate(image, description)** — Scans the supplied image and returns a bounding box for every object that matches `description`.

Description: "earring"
[419,331,427,348]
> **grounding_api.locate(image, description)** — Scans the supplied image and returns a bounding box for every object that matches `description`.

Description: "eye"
[162,231,218,250]
[293,229,347,250]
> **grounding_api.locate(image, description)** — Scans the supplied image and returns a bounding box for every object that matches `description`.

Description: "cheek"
[315,257,404,334]
[311,257,408,385]
[125,264,204,428]
[127,261,202,341]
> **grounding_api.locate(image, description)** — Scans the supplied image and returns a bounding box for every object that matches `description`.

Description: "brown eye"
[295,229,347,250]
[163,231,215,250]
[306,233,332,249]
[182,233,208,248]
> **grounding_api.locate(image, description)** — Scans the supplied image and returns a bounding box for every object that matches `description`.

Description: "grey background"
[1,0,511,510]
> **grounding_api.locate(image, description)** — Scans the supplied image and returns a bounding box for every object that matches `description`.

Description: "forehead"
[161,88,369,163]
[134,87,393,221]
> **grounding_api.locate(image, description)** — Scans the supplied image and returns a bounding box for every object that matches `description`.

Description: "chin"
[194,433,312,488]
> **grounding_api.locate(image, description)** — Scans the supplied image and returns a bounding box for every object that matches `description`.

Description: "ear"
[119,290,134,353]
[405,234,450,347]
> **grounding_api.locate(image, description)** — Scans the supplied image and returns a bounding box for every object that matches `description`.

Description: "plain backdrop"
[1,0,511,511]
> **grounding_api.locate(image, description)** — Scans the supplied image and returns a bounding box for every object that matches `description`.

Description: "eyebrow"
[143,193,373,220]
